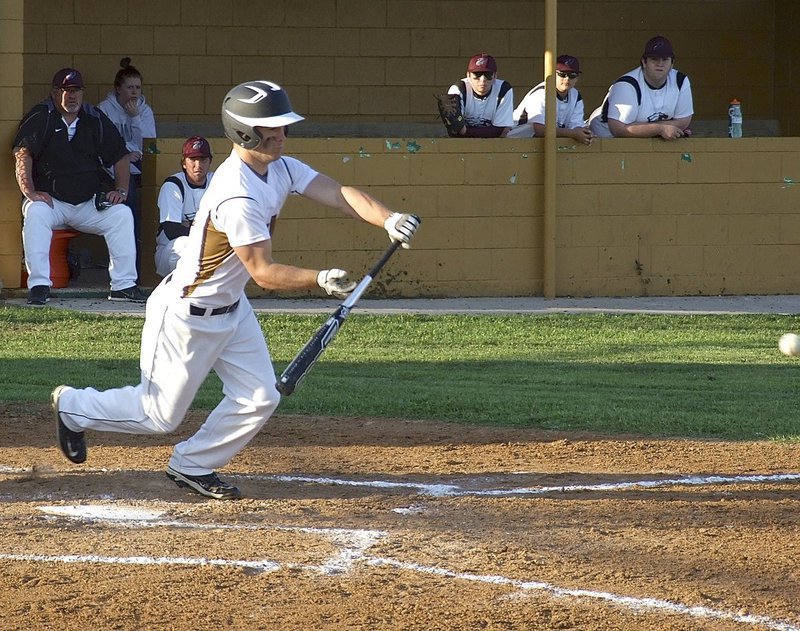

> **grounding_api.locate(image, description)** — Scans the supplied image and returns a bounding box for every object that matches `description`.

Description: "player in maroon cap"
[447,53,514,137]
[588,36,693,139]
[508,54,592,145]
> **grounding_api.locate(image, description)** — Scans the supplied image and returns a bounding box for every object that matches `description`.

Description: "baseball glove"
[435,94,466,136]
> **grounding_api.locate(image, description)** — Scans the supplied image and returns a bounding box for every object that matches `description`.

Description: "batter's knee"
[255,389,281,418]
[244,386,281,430]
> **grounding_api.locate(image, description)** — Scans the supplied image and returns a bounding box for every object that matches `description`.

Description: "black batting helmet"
[221,80,304,149]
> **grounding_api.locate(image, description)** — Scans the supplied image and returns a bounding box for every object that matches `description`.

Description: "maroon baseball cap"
[52,68,84,89]
[556,55,581,74]
[642,35,674,59]
[182,136,212,159]
[467,53,497,74]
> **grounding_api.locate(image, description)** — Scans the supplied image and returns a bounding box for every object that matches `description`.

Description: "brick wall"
[3,0,800,295]
[17,0,785,126]
[0,2,24,289]
[135,136,800,298]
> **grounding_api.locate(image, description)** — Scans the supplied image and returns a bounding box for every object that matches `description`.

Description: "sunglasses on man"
[556,71,579,79]
[470,71,495,80]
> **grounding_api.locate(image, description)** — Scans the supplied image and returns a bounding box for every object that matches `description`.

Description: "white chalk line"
[2,467,799,627]
[367,558,800,631]
[241,471,800,498]
[10,509,386,577]
[1,467,799,500]
[1,506,798,631]
[0,552,282,573]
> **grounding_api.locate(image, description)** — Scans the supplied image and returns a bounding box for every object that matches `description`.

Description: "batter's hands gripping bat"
[276,219,418,395]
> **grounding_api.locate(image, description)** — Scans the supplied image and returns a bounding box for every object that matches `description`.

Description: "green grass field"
[2,305,799,441]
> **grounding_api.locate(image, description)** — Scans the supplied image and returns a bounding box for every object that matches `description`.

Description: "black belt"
[189,300,240,317]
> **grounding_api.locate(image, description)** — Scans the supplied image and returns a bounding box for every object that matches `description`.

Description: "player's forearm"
[609,118,689,138]
[113,156,131,191]
[250,261,319,291]
[235,242,319,291]
[159,221,190,240]
[13,147,36,198]
[340,186,393,227]
[670,116,692,130]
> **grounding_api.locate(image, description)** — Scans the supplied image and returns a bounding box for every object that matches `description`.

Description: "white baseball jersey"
[169,150,318,309]
[507,82,585,138]
[588,67,693,137]
[157,170,213,226]
[448,78,514,129]
[155,170,214,277]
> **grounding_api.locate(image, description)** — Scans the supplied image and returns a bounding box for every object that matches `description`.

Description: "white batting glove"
[317,269,356,299]
[384,212,420,249]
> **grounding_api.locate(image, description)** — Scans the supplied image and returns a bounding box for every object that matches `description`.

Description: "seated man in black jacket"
[13,67,146,305]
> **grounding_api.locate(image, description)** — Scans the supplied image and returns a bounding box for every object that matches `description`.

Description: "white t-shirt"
[588,67,693,138]
[507,82,585,138]
[169,150,318,308]
[448,78,514,129]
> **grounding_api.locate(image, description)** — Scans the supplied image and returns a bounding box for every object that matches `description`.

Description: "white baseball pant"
[56,280,281,475]
[154,235,188,278]
[22,197,138,290]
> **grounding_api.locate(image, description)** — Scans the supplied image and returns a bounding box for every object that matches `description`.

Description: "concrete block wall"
[4,0,800,295]
[0,2,24,290]
[16,0,786,126]
[136,136,800,298]
[139,137,544,297]
[554,137,800,296]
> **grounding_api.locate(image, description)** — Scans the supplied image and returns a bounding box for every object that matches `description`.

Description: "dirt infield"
[1,405,799,630]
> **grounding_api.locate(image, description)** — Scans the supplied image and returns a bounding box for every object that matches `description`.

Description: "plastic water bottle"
[728,99,743,138]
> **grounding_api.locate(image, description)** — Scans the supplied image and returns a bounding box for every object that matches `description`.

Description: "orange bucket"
[21,229,81,289]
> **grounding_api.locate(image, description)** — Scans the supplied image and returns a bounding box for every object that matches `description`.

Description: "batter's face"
[116,76,142,105]
[182,156,212,186]
[253,126,287,160]
[52,87,83,118]
[468,71,495,97]
[641,56,673,87]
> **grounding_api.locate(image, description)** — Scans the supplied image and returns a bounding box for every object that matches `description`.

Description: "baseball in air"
[778,333,800,357]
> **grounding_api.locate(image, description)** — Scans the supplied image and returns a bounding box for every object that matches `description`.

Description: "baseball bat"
[276,225,415,396]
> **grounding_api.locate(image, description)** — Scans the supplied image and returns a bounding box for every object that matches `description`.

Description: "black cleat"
[27,285,50,306]
[52,385,86,464]
[108,285,147,302]
[166,466,242,500]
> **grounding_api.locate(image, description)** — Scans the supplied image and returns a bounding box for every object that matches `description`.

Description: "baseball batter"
[155,136,214,277]
[588,35,693,140]
[52,80,420,500]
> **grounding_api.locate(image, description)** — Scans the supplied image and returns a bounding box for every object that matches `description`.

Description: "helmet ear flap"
[236,128,261,149]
